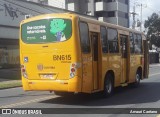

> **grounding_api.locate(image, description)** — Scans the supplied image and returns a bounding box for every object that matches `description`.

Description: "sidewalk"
[149,63,160,67]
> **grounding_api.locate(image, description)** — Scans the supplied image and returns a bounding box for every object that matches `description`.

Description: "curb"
[149,64,160,67]
[0,86,22,90]
[0,80,22,90]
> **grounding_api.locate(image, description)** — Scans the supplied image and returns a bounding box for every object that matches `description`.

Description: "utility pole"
[140,3,142,31]
[116,0,119,25]
[130,2,138,29]
[136,3,143,31]
[136,3,147,31]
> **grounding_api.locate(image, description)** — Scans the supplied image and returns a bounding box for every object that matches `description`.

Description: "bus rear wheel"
[103,74,114,97]
[132,71,141,87]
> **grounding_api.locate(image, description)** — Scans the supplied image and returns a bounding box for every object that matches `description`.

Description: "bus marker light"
[21,65,28,78]
[70,73,75,78]
[21,68,25,72]
[71,68,76,72]
[70,63,78,78]
[21,65,25,68]
[72,63,76,67]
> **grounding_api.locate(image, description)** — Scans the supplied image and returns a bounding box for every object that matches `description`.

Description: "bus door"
[120,35,130,83]
[91,32,99,90]
[143,40,149,78]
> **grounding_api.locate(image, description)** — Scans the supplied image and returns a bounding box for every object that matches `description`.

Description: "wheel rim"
[136,74,140,83]
[106,79,112,94]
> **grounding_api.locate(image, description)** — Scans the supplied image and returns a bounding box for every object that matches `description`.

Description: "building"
[27,0,66,9]
[28,0,130,27]
[66,0,130,27]
[96,0,129,27]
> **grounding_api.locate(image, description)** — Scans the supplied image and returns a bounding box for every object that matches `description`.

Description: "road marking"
[0,95,58,108]
[149,73,160,77]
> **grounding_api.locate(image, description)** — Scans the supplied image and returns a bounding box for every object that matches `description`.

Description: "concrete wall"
[118,2,128,13]
[48,0,66,9]
[67,0,95,16]
[118,17,129,28]
[88,0,95,16]
[80,0,129,27]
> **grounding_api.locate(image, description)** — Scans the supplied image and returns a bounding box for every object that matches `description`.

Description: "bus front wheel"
[103,74,114,97]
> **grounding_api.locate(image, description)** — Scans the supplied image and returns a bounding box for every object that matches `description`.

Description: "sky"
[130,0,160,31]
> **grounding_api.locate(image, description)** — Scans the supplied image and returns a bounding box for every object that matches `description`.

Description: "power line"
[130,0,160,15]
[130,0,148,31]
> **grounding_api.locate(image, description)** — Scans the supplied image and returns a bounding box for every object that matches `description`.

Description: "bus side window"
[129,32,134,53]
[100,26,108,53]
[134,34,142,54]
[107,28,119,53]
[79,22,90,53]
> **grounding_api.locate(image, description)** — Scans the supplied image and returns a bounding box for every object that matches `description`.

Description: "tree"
[144,13,160,48]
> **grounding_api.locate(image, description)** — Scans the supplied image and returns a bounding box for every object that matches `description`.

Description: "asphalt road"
[0,64,160,117]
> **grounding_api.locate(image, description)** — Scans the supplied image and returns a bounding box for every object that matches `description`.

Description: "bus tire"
[103,74,114,97]
[133,71,141,87]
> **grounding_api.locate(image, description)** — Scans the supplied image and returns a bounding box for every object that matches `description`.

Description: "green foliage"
[144,13,160,47]
[0,80,21,89]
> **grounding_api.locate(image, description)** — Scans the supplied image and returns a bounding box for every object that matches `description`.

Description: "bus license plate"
[40,74,53,79]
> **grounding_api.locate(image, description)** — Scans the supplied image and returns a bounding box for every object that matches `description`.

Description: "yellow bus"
[20,13,149,97]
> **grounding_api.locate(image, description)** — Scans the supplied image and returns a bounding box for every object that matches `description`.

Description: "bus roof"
[21,12,145,36]
[77,14,144,35]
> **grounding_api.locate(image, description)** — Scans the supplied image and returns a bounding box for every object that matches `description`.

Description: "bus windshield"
[21,18,72,43]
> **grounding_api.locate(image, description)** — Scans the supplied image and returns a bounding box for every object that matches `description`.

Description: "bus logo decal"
[37,64,43,71]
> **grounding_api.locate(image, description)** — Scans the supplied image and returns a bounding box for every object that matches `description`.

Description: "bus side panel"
[108,54,121,87]
[68,17,83,92]
[129,55,137,83]
[101,54,109,90]
[130,54,143,83]
[81,55,93,93]
[136,55,143,76]
[143,40,149,78]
